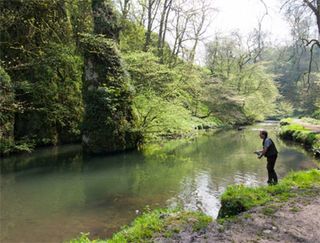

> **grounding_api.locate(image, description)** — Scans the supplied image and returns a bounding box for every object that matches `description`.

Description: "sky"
[209,0,291,42]
[195,0,292,64]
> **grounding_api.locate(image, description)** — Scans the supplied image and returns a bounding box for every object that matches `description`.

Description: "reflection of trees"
[0,145,84,173]
[81,149,196,211]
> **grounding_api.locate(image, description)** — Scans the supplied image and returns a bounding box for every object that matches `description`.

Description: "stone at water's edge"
[217,199,246,219]
[81,0,141,154]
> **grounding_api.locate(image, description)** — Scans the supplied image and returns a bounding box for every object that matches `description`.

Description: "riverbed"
[0,122,318,243]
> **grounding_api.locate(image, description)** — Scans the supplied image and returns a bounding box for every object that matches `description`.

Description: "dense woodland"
[0,0,319,156]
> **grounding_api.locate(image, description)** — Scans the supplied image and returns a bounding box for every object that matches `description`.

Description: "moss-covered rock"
[81,0,141,154]
[81,34,141,154]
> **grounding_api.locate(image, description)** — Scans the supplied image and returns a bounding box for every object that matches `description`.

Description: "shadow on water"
[0,144,84,174]
[0,122,318,243]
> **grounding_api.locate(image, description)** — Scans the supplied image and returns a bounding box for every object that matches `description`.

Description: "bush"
[312,109,320,119]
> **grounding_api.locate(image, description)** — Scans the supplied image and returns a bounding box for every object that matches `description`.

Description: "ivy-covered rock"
[81,34,141,154]
[81,0,141,154]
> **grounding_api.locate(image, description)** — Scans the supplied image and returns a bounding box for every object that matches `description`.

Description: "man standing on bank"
[257,130,278,185]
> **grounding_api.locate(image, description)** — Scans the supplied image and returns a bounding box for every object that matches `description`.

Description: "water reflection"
[0,122,318,243]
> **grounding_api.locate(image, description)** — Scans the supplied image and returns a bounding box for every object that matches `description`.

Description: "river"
[0,122,318,242]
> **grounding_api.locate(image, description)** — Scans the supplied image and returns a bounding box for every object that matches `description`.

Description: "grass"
[279,118,320,149]
[218,169,320,218]
[290,206,300,213]
[261,205,278,216]
[69,209,212,243]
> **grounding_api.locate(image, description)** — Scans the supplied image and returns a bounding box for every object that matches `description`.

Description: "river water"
[0,122,318,242]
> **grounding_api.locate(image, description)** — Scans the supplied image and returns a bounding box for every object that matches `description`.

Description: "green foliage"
[205,38,280,123]
[124,51,178,94]
[13,43,84,146]
[279,118,293,126]
[0,67,38,155]
[273,99,294,119]
[133,92,215,140]
[109,209,166,242]
[263,45,320,115]
[312,109,320,119]
[219,169,320,218]
[1,0,85,154]
[123,51,221,139]
[69,209,212,243]
[0,67,15,155]
[66,0,93,47]
[120,21,146,52]
[0,67,14,129]
[119,21,226,134]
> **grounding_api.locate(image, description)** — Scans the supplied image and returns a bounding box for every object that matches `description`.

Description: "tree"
[118,0,131,19]
[144,0,161,51]
[281,0,320,90]
[187,0,213,63]
[0,67,15,155]
[0,0,83,147]
[205,35,279,122]
[169,0,195,65]
[67,0,93,48]
[157,0,173,60]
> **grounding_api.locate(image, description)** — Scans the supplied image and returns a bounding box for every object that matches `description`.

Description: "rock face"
[81,0,140,154]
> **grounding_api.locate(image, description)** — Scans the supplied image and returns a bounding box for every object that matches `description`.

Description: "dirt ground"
[156,188,320,243]
[293,119,320,133]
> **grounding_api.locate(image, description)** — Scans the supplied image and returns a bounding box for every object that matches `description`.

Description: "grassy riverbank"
[279,118,320,157]
[219,169,320,218]
[69,169,320,243]
[70,209,212,243]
